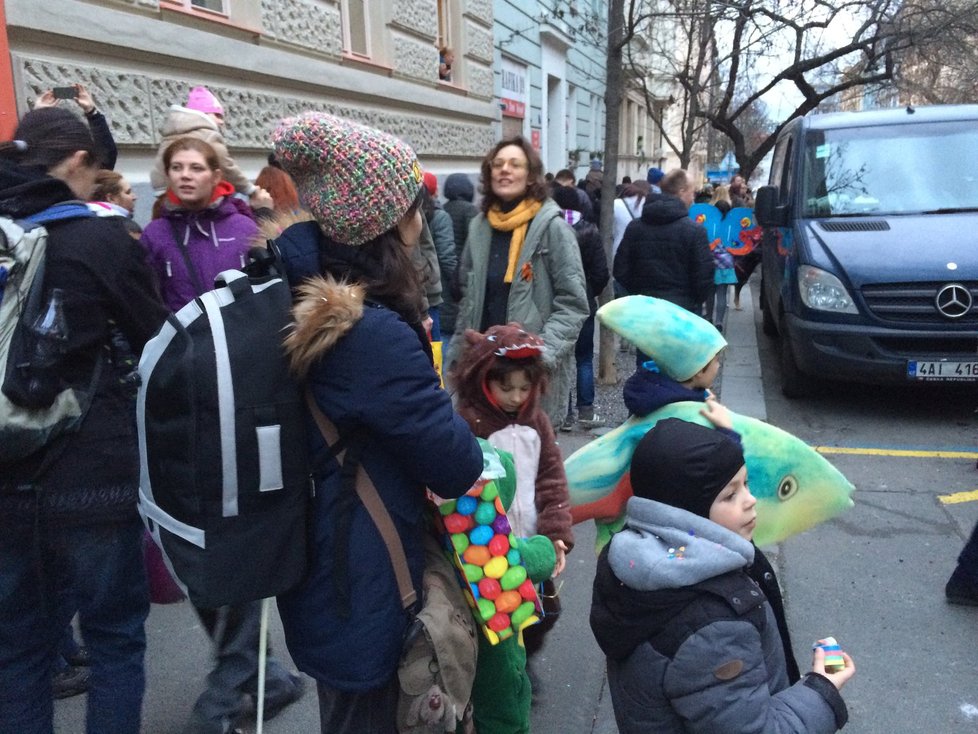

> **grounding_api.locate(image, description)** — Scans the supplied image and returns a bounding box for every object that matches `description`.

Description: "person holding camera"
[34,82,117,170]
[0,106,167,734]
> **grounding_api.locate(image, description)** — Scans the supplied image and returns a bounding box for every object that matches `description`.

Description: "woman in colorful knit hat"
[446,135,589,429]
[270,112,483,733]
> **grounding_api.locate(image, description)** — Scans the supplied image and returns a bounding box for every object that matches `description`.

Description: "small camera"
[52,86,77,100]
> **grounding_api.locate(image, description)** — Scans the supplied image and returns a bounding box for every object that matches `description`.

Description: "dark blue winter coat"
[274,222,482,691]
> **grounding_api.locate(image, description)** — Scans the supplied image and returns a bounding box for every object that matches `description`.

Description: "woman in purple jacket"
[140,137,258,311]
[140,137,305,732]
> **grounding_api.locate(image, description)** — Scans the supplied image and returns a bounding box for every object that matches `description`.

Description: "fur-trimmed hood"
[284,276,366,378]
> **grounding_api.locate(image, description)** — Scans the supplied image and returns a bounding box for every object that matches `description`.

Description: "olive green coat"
[447,199,589,427]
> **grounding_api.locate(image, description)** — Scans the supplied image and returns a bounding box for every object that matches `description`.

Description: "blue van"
[755,105,978,397]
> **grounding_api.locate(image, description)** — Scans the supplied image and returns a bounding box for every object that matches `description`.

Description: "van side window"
[770,136,793,202]
[780,139,794,200]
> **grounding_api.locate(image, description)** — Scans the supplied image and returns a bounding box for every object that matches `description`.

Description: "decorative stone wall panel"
[261,0,342,56]
[393,36,439,83]
[465,21,493,63]
[464,0,493,26]
[391,0,437,40]
[19,57,156,145]
[466,64,494,99]
[15,54,490,158]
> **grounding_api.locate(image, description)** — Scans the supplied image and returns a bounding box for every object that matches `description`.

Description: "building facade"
[493,0,607,181]
[0,0,497,220]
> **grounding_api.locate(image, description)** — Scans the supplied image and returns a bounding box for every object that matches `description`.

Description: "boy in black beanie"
[590,417,855,734]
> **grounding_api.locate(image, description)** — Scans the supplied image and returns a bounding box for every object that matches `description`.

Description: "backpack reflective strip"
[136,318,206,549]
[139,488,206,548]
[199,288,239,518]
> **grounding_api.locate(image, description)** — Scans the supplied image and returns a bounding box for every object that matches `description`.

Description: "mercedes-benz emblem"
[934,283,972,319]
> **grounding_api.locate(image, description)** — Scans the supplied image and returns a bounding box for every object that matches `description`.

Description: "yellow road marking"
[814,446,978,459]
[939,489,978,505]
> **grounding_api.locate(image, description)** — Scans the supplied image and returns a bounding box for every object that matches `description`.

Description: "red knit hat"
[422,171,438,196]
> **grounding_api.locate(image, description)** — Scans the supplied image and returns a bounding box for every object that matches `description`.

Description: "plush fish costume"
[567,296,855,550]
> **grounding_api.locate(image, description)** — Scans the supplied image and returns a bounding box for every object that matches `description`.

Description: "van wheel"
[761,288,777,337]
[779,323,811,399]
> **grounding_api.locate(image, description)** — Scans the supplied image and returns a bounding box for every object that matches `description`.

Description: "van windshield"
[802,120,978,217]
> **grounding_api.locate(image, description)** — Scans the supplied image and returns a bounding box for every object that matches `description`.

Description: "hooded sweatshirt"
[0,162,167,523]
[452,323,574,550]
[139,180,258,312]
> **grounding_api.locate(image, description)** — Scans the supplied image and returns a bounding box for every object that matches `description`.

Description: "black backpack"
[137,267,310,608]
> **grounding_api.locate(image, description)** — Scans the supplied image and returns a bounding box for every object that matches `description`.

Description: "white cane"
[256,597,270,734]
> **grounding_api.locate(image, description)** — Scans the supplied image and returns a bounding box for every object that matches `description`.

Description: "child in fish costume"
[590,418,854,733]
[618,296,727,418]
[566,296,855,552]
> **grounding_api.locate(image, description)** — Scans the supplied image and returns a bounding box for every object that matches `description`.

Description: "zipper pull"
[165,260,172,277]
[240,252,246,267]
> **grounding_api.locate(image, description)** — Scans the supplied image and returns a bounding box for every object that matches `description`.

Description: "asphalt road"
[54,283,978,733]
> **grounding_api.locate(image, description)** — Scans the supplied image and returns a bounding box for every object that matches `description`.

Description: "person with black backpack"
[271,112,483,733]
[0,107,168,734]
[552,185,609,431]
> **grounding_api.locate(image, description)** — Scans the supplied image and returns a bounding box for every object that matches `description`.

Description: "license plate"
[907,360,978,381]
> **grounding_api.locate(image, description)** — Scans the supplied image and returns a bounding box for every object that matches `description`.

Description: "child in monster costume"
[451,323,574,724]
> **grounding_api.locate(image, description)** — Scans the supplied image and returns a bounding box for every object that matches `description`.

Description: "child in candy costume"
[449,446,557,733]
[451,323,574,730]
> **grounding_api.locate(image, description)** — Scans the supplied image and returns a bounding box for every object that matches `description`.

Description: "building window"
[437,0,451,49]
[341,0,370,57]
[191,0,225,10]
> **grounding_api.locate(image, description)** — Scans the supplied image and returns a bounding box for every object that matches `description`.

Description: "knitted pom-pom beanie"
[272,112,423,247]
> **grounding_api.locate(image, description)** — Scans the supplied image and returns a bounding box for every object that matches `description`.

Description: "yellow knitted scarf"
[487,199,543,283]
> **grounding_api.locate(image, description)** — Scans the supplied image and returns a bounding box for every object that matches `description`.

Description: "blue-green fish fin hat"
[598,296,727,381]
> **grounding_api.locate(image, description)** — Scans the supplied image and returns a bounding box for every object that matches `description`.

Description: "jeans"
[0,518,148,734]
[428,306,442,341]
[574,313,596,409]
[705,283,731,326]
[187,601,297,734]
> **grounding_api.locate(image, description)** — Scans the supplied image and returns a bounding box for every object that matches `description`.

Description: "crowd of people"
[2,81,975,734]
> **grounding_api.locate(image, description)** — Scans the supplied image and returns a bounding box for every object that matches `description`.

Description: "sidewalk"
[718,283,766,420]
[530,285,766,733]
[54,288,767,734]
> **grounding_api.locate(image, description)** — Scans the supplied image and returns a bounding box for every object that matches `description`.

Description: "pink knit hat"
[186,86,224,116]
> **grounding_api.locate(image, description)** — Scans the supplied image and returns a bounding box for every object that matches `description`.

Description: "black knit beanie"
[629,418,745,518]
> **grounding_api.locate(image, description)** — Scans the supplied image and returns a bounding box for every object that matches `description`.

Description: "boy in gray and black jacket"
[590,417,854,734]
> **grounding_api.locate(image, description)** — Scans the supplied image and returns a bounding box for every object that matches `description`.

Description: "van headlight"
[798,265,858,314]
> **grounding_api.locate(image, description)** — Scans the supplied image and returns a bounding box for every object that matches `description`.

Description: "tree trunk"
[597,0,626,386]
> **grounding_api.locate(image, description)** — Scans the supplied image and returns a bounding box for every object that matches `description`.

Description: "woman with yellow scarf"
[447,136,589,429]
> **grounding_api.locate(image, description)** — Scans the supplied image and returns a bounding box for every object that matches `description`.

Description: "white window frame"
[437,0,452,51]
[340,0,372,58]
[163,0,227,15]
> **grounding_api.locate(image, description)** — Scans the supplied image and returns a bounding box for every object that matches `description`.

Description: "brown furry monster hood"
[451,322,547,419]
[283,275,366,378]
